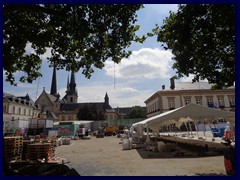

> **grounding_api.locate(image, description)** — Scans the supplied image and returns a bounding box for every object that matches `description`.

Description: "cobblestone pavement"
[54,136,226,176]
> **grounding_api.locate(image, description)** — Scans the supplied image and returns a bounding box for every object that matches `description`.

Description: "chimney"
[170,78,175,90]
[162,85,165,90]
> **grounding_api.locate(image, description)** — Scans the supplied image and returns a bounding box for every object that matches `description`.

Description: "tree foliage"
[77,105,105,120]
[4,4,144,85]
[156,4,235,88]
[126,106,146,119]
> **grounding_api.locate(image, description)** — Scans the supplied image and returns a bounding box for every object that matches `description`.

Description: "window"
[70,97,73,102]
[29,109,31,116]
[167,97,175,110]
[228,96,235,107]
[68,116,72,120]
[195,96,202,105]
[18,108,21,115]
[62,116,65,121]
[184,97,191,105]
[12,106,15,114]
[3,106,6,113]
[206,96,213,107]
[217,96,225,108]
[24,109,26,115]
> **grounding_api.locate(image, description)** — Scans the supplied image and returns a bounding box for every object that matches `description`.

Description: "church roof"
[60,102,112,112]
[45,91,62,103]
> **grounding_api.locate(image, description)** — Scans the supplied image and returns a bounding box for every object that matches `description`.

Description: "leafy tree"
[77,104,105,120]
[155,4,235,88]
[126,106,146,119]
[77,106,92,120]
[4,4,144,85]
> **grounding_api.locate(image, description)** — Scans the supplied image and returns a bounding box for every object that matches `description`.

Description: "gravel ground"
[54,136,226,176]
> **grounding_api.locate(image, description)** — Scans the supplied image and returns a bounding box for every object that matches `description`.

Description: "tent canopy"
[132,103,235,132]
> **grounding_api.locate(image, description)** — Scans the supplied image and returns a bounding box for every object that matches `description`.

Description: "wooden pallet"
[4,136,23,161]
[26,143,55,162]
[22,140,35,160]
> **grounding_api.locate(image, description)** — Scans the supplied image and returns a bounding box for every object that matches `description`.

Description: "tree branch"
[4,4,65,17]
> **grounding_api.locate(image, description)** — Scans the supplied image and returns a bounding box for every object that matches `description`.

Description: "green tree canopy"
[155,4,235,89]
[126,106,146,119]
[77,105,104,120]
[4,4,144,85]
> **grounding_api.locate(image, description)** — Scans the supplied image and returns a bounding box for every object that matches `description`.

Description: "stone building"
[145,78,235,118]
[3,92,41,132]
[35,67,115,121]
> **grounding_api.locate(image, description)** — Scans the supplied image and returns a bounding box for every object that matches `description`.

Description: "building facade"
[145,79,235,118]
[35,67,116,121]
[3,92,41,132]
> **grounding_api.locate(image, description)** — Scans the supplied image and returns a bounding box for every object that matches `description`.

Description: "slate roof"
[3,92,36,107]
[164,82,235,91]
[60,102,112,112]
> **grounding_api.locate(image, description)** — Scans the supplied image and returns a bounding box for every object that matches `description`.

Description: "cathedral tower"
[50,66,57,96]
[63,71,78,103]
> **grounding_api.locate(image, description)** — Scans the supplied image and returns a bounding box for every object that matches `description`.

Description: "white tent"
[131,103,235,132]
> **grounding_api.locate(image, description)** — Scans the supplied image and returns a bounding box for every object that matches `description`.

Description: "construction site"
[3,106,235,176]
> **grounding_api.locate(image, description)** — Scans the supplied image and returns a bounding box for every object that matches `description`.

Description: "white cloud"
[55,83,151,107]
[104,48,174,81]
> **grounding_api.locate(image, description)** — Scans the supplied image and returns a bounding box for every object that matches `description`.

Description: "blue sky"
[3,4,199,107]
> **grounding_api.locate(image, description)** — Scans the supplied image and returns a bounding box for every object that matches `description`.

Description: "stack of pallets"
[26,143,55,162]
[22,140,35,160]
[4,136,23,161]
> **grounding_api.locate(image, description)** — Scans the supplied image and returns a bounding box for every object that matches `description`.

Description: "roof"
[60,102,111,112]
[46,92,59,102]
[3,92,14,97]
[17,93,35,106]
[3,92,36,107]
[173,82,213,90]
[47,111,58,119]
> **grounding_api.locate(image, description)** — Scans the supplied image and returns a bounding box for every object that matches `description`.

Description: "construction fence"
[91,118,144,131]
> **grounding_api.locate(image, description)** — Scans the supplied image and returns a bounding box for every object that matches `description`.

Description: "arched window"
[70,97,73,102]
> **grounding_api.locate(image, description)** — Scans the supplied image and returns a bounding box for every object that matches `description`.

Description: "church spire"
[69,71,77,95]
[63,70,78,103]
[50,66,57,96]
[66,74,70,93]
[104,92,109,106]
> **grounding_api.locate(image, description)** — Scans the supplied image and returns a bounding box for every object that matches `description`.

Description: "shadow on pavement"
[135,148,223,159]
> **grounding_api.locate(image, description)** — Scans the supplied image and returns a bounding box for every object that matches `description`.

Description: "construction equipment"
[104,127,116,136]
[96,127,104,138]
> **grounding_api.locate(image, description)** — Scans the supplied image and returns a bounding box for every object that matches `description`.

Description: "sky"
[3,4,200,108]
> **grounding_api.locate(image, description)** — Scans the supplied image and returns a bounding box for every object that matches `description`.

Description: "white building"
[145,79,235,119]
[3,92,41,132]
